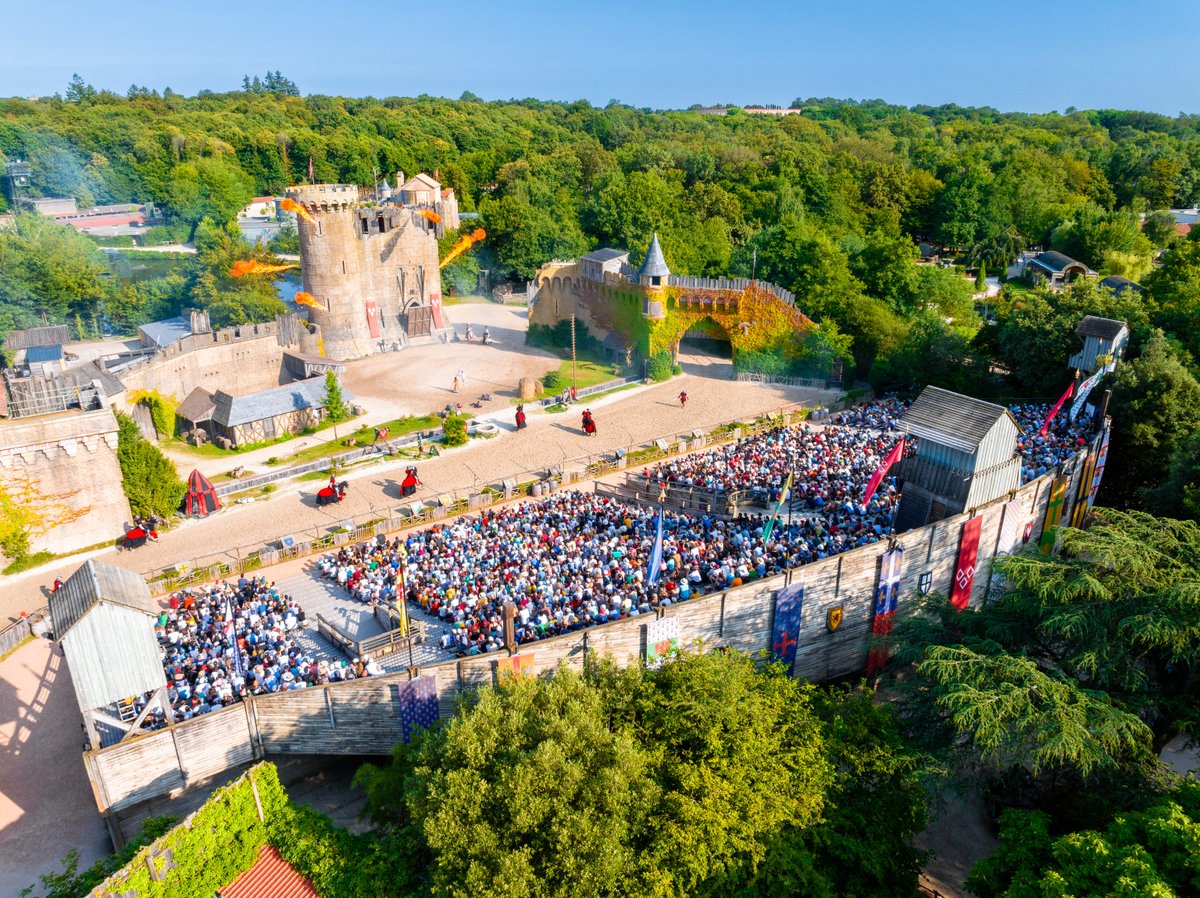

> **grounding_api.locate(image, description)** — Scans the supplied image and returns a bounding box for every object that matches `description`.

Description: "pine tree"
[322,370,348,424]
[115,412,186,518]
[974,263,987,291]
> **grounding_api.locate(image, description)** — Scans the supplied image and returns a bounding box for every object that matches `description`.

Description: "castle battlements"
[285,183,361,213]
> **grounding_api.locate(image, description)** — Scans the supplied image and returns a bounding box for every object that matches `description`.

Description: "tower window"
[341,260,346,274]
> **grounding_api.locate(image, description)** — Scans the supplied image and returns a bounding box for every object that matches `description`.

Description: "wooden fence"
[0,607,48,657]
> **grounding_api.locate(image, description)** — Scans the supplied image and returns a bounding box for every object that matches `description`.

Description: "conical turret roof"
[639,233,671,279]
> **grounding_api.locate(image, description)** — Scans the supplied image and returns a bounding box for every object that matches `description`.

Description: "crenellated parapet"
[284,183,360,214]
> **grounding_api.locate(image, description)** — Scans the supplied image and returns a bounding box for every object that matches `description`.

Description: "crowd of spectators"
[1010,403,1096,484]
[307,394,1097,658]
[143,576,378,727]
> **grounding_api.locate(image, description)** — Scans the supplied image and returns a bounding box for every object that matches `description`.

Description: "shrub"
[647,350,678,382]
[443,414,469,447]
[733,349,788,378]
[115,412,187,518]
[542,370,565,391]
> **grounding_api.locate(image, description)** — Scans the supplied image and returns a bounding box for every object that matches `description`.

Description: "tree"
[893,508,1200,807]
[65,73,97,104]
[322,371,349,425]
[975,263,987,291]
[966,781,1200,898]
[0,470,89,562]
[188,219,287,326]
[1143,210,1179,249]
[165,157,255,231]
[115,412,186,519]
[1145,229,1200,362]
[1108,330,1200,505]
[1145,426,1200,521]
[356,651,837,898]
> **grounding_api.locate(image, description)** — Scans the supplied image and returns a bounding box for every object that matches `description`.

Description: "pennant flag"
[763,472,794,543]
[644,617,680,668]
[867,545,905,675]
[1070,361,1116,421]
[1039,382,1074,436]
[646,506,666,587]
[950,516,983,611]
[1040,476,1067,555]
[1087,428,1110,508]
[862,439,905,512]
[397,676,439,744]
[224,596,244,678]
[770,583,805,674]
[497,653,536,681]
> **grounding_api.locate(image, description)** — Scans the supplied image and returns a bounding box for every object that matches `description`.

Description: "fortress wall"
[85,437,1101,835]
[0,407,131,555]
[118,331,289,404]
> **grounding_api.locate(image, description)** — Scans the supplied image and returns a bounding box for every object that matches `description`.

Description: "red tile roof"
[220,844,319,898]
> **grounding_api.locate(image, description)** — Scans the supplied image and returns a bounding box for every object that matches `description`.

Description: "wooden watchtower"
[894,387,1021,532]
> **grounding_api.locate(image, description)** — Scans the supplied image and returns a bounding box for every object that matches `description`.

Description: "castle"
[286,173,460,360]
[530,234,822,375]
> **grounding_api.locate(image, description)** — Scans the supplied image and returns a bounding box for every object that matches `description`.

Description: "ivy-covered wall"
[92,763,416,898]
[646,284,815,361]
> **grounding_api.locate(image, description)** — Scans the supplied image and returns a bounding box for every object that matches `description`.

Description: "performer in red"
[679,390,688,408]
[400,466,422,497]
[515,405,528,430]
[581,409,597,436]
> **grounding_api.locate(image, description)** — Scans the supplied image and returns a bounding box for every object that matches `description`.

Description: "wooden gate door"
[405,304,433,337]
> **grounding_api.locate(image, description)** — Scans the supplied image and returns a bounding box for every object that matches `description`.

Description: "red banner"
[950,516,983,611]
[862,439,905,512]
[365,299,382,339]
[1039,382,1074,436]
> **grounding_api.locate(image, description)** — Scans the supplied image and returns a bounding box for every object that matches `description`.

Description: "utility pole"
[751,247,757,283]
[571,314,577,392]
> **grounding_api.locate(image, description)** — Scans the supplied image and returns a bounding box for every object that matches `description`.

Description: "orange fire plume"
[294,291,323,310]
[280,197,315,225]
[420,209,442,224]
[439,228,487,270]
[230,259,298,277]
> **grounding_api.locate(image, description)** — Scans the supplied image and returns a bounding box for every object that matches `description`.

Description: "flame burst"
[421,209,442,224]
[280,197,315,225]
[439,228,487,270]
[231,259,298,277]
[294,291,323,310]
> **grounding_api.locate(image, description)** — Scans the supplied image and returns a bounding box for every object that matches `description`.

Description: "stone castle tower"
[285,183,446,360]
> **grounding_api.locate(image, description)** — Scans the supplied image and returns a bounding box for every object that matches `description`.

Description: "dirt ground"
[0,638,111,897]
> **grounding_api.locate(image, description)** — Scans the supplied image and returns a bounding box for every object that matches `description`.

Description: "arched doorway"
[675,316,734,379]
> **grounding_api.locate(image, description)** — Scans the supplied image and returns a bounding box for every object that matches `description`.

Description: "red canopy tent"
[184,469,221,517]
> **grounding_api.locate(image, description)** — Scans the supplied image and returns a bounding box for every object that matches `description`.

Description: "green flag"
[762,472,793,543]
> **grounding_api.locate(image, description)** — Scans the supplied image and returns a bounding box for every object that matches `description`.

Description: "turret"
[639,233,670,320]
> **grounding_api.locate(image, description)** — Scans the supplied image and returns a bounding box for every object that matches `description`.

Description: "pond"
[103,252,303,304]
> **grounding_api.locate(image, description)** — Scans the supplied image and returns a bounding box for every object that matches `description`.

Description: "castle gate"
[403,299,433,338]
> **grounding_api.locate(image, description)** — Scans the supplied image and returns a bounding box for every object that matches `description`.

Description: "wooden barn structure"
[49,559,167,749]
[209,376,352,448]
[1068,315,1129,374]
[894,386,1021,531]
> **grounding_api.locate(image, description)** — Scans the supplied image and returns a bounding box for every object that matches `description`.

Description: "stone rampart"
[0,407,131,555]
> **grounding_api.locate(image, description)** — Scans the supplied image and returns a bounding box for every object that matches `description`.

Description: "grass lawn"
[168,414,363,460]
[266,414,443,467]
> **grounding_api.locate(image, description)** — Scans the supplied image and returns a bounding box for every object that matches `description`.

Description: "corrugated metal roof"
[176,386,216,422]
[220,845,319,898]
[1029,250,1088,274]
[138,317,192,348]
[639,233,671,278]
[211,377,352,428]
[1075,315,1128,339]
[901,386,1017,454]
[26,344,64,362]
[51,559,157,638]
[62,603,165,712]
[4,325,71,350]
[1098,276,1141,294]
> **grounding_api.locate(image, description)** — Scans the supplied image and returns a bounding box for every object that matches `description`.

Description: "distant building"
[1025,251,1094,289]
[579,248,630,283]
[3,324,70,369]
[20,196,77,216]
[1162,208,1198,238]
[239,196,279,219]
[209,375,353,448]
[1098,275,1143,295]
[1068,315,1129,374]
[895,387,1021,531]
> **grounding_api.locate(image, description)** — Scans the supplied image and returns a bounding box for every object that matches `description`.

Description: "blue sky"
[4,0,1199,113]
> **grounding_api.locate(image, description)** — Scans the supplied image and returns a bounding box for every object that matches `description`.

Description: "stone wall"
[0,407,131,555]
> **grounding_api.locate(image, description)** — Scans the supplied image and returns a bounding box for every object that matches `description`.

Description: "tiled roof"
[1075,315,1128,340]
[902,386,1016,454]
[4,325,70,350]
[176,387,216,422]
[212,377,351,428]
[581,248,629,263]
[220,844,318,898]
